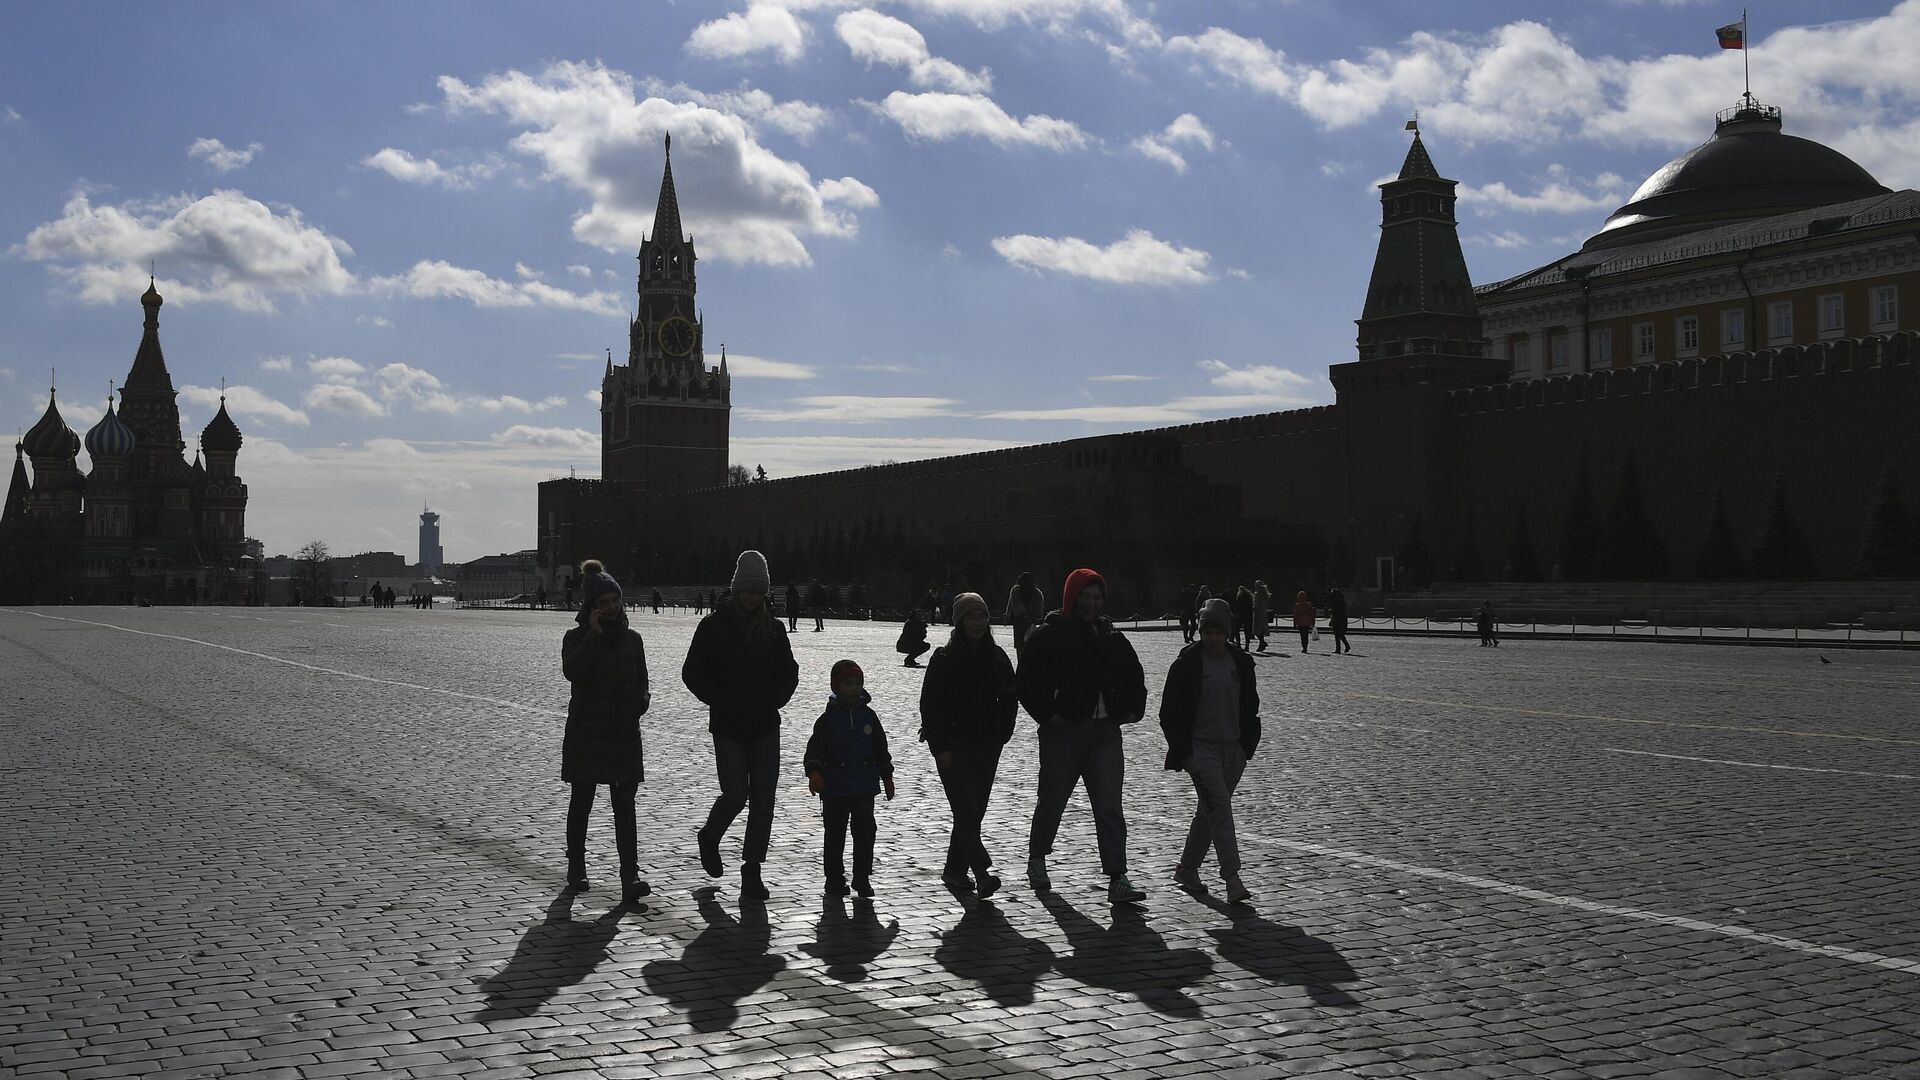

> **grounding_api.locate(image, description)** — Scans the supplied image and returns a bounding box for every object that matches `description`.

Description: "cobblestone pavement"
[4,606,1920,1079]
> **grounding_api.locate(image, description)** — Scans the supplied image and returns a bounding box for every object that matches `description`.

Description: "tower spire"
[653,133,684,244]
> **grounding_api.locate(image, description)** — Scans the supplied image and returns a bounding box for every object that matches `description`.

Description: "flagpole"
[1743,8,1751,104]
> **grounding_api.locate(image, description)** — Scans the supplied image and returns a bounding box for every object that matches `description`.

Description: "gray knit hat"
[1198,597,1234,633]
[730,549,771,595]
[950,592,989,625]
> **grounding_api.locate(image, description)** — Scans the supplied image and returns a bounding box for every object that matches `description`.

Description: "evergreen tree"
[1857,464,1918,579]
[1452,507,1486,582]
[1693,491,1744,581]
[1599,452,1668,580]
[1506,502,1542,581]
[1556,448,1600,581]
[1749,473,1817,579]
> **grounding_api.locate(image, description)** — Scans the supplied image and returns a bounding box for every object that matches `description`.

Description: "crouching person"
[1160,598,1260,904]
[561,559,652,903]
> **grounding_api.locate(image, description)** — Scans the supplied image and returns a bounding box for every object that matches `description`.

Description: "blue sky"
[3,1,1914,561]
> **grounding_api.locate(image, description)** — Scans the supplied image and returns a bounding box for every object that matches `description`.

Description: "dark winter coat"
[681,603,800,740]
[804,690,895,799]
[1329,590,1349,629]
[1233,591,1254,632]
[561,612,650,784]
[897,613,929,654]
[1157,641,1261,770]
[918,632,1018,754]
[1016,610,1148,726]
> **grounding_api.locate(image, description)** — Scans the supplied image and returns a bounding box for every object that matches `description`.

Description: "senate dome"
[1584,102,1889,251]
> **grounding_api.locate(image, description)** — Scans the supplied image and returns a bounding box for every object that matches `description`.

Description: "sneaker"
[566,855,589,891]
[1108,875,1146,903]
[853,876,874,897]
[827,877,850,898]
[1225,878,1252,904]
[941,872,976,892]
[622,877,651,903]
[1172,864,1205,892]
[741,863,770,901]
[1026,856,1051,892]
[974,873,1001,900]
[698,829,723,879]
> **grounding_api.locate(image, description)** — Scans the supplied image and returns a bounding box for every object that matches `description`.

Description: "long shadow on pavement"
[801,896,899,982]
[474,888,636,1021]
[1042,892,1213,1017]
[934,896,1056,1007]
[641,887,788,1032]
[1193,892,1361,1007]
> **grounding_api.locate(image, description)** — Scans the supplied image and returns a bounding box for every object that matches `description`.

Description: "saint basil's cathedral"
[2,281,251,604]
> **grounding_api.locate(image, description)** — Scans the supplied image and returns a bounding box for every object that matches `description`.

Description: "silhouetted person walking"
[1005,572,1045,654]
[1292,590,1315,653]
[1177,583,1198,643]
[785,582,801,632]
[1161,598,1259,904]
[683,550,800,901]
[561,560,651,903]
[920,592,1016,897]
[1329,586,1352,654]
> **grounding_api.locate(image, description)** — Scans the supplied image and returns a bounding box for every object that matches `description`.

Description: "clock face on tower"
[659,316,695,357]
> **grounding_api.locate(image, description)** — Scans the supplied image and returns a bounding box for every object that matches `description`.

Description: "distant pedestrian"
[1018,568,1149,904]
[650,588,661,614]
[786,582,802,633]
[537,585,548,610]
[384,586,397,610]
[564,581,575,611]
[1329,586,1352,654]
[919,592,1016,897]
[808,579,828,632]
[897,608,931,667]
[1233,586,1255,651]
[848,582,868,618]
[682,550,800,901]
[1251,581,1271,651]
[370,581,382,608]
[1292,590,1315,653]
[1477,602,1498,647]
[1177,583,1198,643]
[804,660,896,898]
[938,582,956,625]
[561,559,652,904]
[1005,572,1045,653]
[1160,598,1259,905]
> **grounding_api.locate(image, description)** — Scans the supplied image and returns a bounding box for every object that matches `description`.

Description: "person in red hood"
[1016,567,1149,903]
[1292,590,1316,653]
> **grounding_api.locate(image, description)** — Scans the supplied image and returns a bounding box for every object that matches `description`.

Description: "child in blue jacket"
[805,659,897,896]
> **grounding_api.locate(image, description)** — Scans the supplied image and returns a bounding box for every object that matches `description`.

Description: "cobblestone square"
[5,607,1919,1078]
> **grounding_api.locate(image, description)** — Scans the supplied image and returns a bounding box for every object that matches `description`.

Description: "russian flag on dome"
[1716,21,1745,49]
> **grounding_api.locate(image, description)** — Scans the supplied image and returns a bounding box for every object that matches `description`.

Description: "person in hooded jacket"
[1018,568,1150,903]
[1160,598,1259,904]
[805,660,896,898]
[919,592,1017,897]
[1292,590,1316,653]
[1005,572,1046,654]
[561,559,652,904]
[682,550,801,900]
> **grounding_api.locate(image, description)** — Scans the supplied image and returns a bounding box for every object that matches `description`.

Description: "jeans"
[822,794,876,882]
[1298,627,1312,651]
[1028,717,1128,877]
[703,729,780,865]
[567,780,639,877]
[938,744,1003,877]
[1180,740,1247,879]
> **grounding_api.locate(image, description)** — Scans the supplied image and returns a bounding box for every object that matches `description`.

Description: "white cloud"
[641,80,834,142]
[1166,27,1293,98]
[1131,113,1215,173]
[566,264,593,279]
[836,10,992,93]
[360,147,500,189]
[981,393,1310,423]
[304,382,389,418]
[258,356,294,372]
[307,356,367,381]
[355,314,394,328]
[178,384,310,427]
[17,190,355,312]
[873,91,1088,149]
[375,259,623,315]
[817,176,880,208]
[187,137,262,173]
[586,388,603,405]
[3,106,20,124]
[437,61,873,266]
[491,424,602,454]
[991,228,1211,285]
[687,3,809,63]
[514,262,540,280]
[730,433,1016,477]
[1457,166,1628,215]
[736,395,961,422]
[1088,374,1160,382]
[724,353,818,379]
[1197,358,1315,397]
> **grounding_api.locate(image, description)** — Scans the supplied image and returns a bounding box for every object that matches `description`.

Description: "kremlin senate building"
[540,99,1918,607]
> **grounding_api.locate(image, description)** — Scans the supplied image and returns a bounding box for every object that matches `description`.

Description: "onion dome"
[84,399,137,459]
[200,397,243,453]
[142,277,163,312]
[22,390,78,460]
[1587,102,1889,250]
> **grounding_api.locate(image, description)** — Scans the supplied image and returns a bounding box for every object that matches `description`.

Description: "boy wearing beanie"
[804,660,897,897]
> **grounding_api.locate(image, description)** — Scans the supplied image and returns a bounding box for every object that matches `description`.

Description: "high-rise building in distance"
[419,507,442,574]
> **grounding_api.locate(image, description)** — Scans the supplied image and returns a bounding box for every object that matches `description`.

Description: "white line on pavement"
[1294,689,1920,747]
[1602,747,1920,780]
[1127,806,1920,977]
[1300,718,1437,734]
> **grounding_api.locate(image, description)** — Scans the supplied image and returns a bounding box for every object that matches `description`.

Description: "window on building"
[1549,332,1569,370]
[1676,315,1700,354]
[1635,322,1655,360]
[1872,285,1898,329]
[1820,293,1845,336]
[1770,300,1794,342]
[1589,327,1613,367]
[1721,308,1746,348]
[1511,336,1532,374]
